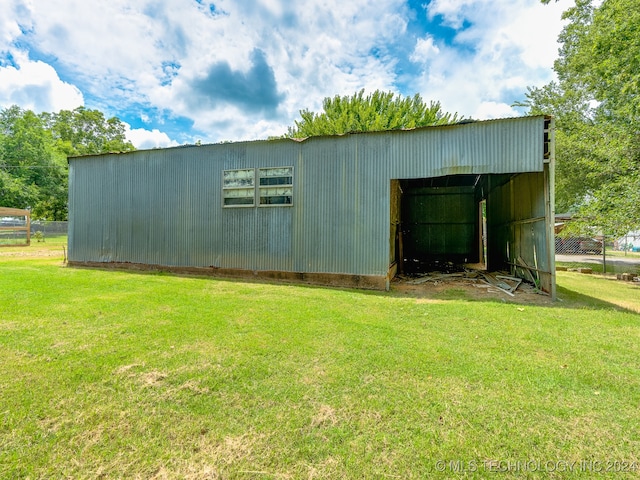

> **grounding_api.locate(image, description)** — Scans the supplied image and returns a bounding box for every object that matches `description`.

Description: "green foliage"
[556,0,640,124]
[286,89,461,138]
[524,0,640,235]
[0,105,135,220]
[0,106,66,219]
[41,106,135,157]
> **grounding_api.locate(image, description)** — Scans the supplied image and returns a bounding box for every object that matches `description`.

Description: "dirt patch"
[0,246,66,258]
[391,271,553,305]
[140,370,168,386]
[311,404,338,428]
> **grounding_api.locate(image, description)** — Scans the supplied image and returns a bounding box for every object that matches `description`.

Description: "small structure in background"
[0,207,30,247]
[616,231,640,253]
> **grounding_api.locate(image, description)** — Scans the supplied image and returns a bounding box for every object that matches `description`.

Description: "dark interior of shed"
[390,173,514,275]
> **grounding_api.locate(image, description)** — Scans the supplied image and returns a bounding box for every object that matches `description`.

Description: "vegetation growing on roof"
[285,89,462,138]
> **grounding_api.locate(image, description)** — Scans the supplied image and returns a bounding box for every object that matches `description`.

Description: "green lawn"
[556,261,640,276]
[607,250,640,259]
[2,246,640,478]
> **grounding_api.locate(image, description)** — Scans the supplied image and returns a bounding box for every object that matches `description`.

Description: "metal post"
[602,234,606,274]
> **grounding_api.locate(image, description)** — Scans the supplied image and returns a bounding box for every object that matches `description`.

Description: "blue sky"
[0,0,567,148]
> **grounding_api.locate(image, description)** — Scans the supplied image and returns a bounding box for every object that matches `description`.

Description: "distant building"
[68,115,556,297]
[617,231,640,252]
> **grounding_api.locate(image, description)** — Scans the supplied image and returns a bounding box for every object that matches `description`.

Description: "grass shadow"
[554,284,640,314]
[386,276,640,315]
[26,255,640,317]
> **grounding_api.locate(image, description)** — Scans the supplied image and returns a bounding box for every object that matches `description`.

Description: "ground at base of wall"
[391,270,553,305]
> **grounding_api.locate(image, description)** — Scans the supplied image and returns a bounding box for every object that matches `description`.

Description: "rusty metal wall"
[69,116,550,279]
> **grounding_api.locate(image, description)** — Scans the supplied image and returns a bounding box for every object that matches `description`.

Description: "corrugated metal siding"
[69,116,548,278]
[337,116,545,180]
[402,186,478,264]
[486,171,550,280]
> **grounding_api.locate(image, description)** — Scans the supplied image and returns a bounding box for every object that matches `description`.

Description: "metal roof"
[70,115,549,160]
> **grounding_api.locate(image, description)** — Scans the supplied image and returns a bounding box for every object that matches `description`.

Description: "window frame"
[258,166,294,207]
[222,168,256,208]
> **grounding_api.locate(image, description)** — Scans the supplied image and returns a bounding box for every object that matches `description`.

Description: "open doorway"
[391,175,486,275]
[389,170,555,297]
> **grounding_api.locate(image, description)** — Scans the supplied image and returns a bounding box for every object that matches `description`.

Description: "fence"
[555,235,640,276]
[0,221,30,245]
[555,236,603,255]
[0,220,68,245]
[30,221,68,241]
[0,208,30,246]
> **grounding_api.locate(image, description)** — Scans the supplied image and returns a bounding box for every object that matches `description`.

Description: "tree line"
[522,0,639,237]
[0,106,135,220]
[284,89,461,138]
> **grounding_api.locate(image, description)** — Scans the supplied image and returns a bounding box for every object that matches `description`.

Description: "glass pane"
[260,186,292,197]
[224,197,254,206]
[259,176,292,186]
[260,195,292,205]
[223,169,254,187]
[259,167,292,178]
[225,187,254,198]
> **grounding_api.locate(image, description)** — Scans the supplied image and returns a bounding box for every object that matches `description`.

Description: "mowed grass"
[1,246,640,478]
[556,260,640,276]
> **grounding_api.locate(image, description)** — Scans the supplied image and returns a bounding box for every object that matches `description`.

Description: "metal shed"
[68,115,556,297]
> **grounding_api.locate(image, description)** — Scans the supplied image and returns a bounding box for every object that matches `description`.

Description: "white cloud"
[124,125,179,150]
[426,0,479,29]
[473,101,520,119]
[21,0,168,104]
[0,53,84,112]
[448,0,566,71]
[0,1,32,52]
[410,36,440,64]
[414,0,567,119]
[149,0,410,138]
[0,0,568,140]
[0,24,19,55]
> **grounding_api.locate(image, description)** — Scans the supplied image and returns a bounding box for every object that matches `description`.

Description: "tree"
[0,106,65,219]
[285,89,462,138]
[42,106,135,157]
[0,105,135,220]
[522,0,640,236]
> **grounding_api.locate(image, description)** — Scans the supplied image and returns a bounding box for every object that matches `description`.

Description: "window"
[258,167,293,206]
[222,167,293,208]
[223,168,255,207]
